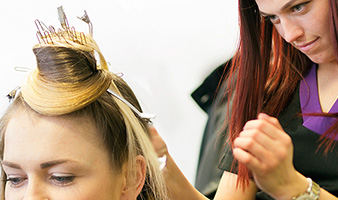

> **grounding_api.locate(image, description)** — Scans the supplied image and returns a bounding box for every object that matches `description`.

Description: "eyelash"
[264,1,310,24]
[264,15,278,23]
[4,175,75,188]
[5,177,27,188]
[50,175,75,186]
[291,1,309,13]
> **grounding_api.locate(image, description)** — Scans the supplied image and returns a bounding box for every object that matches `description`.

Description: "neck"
[317,60,338,113]
[318,61,338,75]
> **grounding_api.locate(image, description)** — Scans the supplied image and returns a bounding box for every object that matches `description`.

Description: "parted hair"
[0,32,167,200]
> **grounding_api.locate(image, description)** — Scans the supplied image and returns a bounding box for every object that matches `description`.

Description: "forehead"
[3,109,105,164]
[255,0,297,14]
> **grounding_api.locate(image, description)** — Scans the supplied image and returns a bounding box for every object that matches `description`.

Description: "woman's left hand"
[233,113,308,199]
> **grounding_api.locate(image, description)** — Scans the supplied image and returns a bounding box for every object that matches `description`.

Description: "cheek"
[320,16,331,34]
[57,172,124,199]
[63,184,121,199]
[274,25,285,39]
[306,5,330,36]
[5,184,26,199]
[3,178,121,200]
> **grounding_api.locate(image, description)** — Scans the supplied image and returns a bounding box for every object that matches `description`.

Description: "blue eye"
[6,177,26,188]
[50,175,75,186]
[265,15,280,24]
[292,4,304,12]
[291,2,309,13]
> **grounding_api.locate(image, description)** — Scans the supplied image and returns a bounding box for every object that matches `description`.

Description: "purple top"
[299,63,338,139]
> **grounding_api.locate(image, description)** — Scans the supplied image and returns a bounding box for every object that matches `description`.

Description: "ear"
[120,155,147,200]
[133,155,147,197]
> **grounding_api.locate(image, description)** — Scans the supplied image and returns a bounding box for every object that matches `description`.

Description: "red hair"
[227,0,338,189]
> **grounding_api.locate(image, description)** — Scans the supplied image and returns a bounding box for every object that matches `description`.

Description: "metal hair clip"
[36,31,45,44]
[44,31,54,44]
[77,10,93,36]
[7,86,21,103]
[107,89,156,123]
[57,6,70,30]
[34,19,49,34]
[35,6,91,45]
[14,66,31,72]
[35,19,52,44]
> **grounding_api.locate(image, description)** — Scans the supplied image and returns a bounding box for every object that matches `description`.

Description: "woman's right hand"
[148,126,209,200]
[233,113,306,199]
[148,126,168,157]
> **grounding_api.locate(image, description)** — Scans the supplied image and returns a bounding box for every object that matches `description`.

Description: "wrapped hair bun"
[21,44,112,116]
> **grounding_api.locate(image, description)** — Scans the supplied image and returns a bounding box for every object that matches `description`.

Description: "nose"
[280,18,304,44]
[23,178,49,200]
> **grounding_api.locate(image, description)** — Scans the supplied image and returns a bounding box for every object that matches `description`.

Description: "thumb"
[148,126,168,157]
[148,126,160,137]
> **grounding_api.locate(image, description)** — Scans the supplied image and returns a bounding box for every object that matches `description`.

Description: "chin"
[306,53,336,65]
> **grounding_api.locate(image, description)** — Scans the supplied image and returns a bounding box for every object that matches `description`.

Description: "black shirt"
[219,86,338,199]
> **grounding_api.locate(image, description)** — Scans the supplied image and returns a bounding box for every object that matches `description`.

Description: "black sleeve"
[191,59,232,113]
[218,141,238,173]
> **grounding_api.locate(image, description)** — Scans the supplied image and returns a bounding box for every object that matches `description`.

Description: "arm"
[214,171,258,200]
[233,113,338,200]
[162,153,208,200]
[149,127,258,200]
[149,126,207,200]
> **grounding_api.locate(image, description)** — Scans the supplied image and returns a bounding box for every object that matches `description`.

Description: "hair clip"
[77,10,93,36]
[14,66,31,72]
[57,6,70,30]
[55,28,70,44]
[7,86,21,103]
[35,6,91,45]
[35,19,51,44]
[36,31,44,44]
[49,25,56,35]
[44,31,54,44]
[79,32,87,44]
[107,89,156,124]
[69,27,77,42]
[35,19,49,33]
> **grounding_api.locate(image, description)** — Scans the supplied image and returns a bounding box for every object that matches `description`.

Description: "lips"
[295,38,319,53]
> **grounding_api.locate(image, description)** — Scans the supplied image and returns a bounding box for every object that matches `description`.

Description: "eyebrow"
[40,160,69,169]
[2,159,73,170]
[1,161,21,169]
[259,0,298,16]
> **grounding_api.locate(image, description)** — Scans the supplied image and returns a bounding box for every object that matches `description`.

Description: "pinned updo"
[22,33,113,116]
[0,31,167,200]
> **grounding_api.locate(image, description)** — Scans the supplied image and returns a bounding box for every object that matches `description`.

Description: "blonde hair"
[0,32,167,200]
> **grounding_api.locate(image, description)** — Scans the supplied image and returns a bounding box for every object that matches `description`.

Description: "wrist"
[291,178,320,200]
[270,172,309,200]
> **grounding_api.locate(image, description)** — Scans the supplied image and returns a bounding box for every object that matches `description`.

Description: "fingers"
[234,113,293,174]
[233,147,261,169]
[236,129,276,154]
[234,113,299,199]
[148,126,160,137]
[234,130,277,173]
[243,113,287,142]
[148,126,168,157]
[233,135,289,175]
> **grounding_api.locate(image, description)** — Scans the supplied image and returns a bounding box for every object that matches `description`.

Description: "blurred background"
[0,0,238,184]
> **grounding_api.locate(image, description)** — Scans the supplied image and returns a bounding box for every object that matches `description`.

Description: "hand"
[233,113,307,199]
[149,128,208,200]
[148,126,168,157]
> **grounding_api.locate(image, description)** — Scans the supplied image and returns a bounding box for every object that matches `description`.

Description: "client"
[0,7,166,200]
